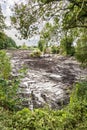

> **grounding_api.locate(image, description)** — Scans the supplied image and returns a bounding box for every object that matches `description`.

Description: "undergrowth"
[0,81,87,130]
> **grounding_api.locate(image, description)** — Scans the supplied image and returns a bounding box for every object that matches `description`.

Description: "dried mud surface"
[7,50,87,109]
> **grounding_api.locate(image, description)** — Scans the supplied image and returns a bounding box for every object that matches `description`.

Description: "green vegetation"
[0,78,20,111]
[0,5,6,31]
[0,4,17,50]
[11,0,87,37]
[0,47,86,129]
[60,34,75,56]
[75,33,87,66]
[0,50,20,111]
[10,0,87,63]
[0,32,17,49]
[20,43,29,50]
[51,45,60,54]
[38,39,46,52]
[0,80,87,130]
[0,50,11,79]
[0,0,87,129]
[30,49,42,58]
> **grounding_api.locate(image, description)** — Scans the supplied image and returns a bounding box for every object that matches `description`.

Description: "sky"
[0,0,39,46]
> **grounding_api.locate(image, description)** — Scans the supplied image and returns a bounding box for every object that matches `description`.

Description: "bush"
[0,78,20,111]
[60,35,75,56]
[62,81,87,129]
[20,43,29,50]
[38,39,46,52]
[1,80,86,130]
[9,80,87,129]
[75,35,87,66]
[30,49,42,58]
[0,32,17,49]
[51,45,60,54]
[0,50,20,110]
[0,50,11,79]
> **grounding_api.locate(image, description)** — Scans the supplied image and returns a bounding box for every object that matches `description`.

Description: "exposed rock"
[7,50,87,109]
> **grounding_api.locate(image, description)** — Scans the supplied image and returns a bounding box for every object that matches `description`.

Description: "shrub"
[44,47,51,54]
[8,81,87,129]
[51,45,60,54]
[0,50,11,79]
[20,43,29,50]
[60,35,75,56]
[0,78,20,111]
[75,35,87,66]
[30,49,42,58]
[0,32,17,49]
[0,50,20,110]
[38,39,46,52]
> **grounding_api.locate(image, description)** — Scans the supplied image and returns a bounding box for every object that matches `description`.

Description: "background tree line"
[0,4,17,49]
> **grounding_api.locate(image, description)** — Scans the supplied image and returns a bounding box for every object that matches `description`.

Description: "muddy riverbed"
[7,50,87,109]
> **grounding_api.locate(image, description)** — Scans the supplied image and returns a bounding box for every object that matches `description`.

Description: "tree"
[40,23,54,46]
[0,5,17,49]
[62,0,87,29]
[0,32,17,49]
[0,50,11,79]
[11,0,62,39]
[75,31,87,65]
[11,0,87,64]
[11,3,37,39]
[39,0,87,28]
[60,33,75,56]
[6,36,17,48]
[38,22,58,52]
[11,0,87,39]
[0,4,6,32]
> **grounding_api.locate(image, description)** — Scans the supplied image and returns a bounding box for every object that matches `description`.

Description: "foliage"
[60,34,75,56]
[62,0,87,29]
[0,50,11,79]
[20,43,29,50]
[40,23,54,41]
[0,32,17,49]
[44,47,51,54]
[38,22,57,53]
[11,2,37,38]
[75,33,87,66]
[11,0,87,64]
[0,5,6,32]
[39,0,87,29]
[0,107,13,130]
[0,78,20,111]
[11,0,87,38]
[51,45,60,54]
[0,50,20,110]
[0,80,87,129]
[38,39,46,52]
[30,49,42,58]
[11,80,87,130]
[11,1,60,39]
[1,1,87,128]
[66,81,87,129]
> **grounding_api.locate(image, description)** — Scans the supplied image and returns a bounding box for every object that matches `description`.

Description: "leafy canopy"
[11,0,87,39]
[0,4,6,32]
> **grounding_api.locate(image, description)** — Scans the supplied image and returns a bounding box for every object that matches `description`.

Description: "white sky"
[0,0,39,46]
